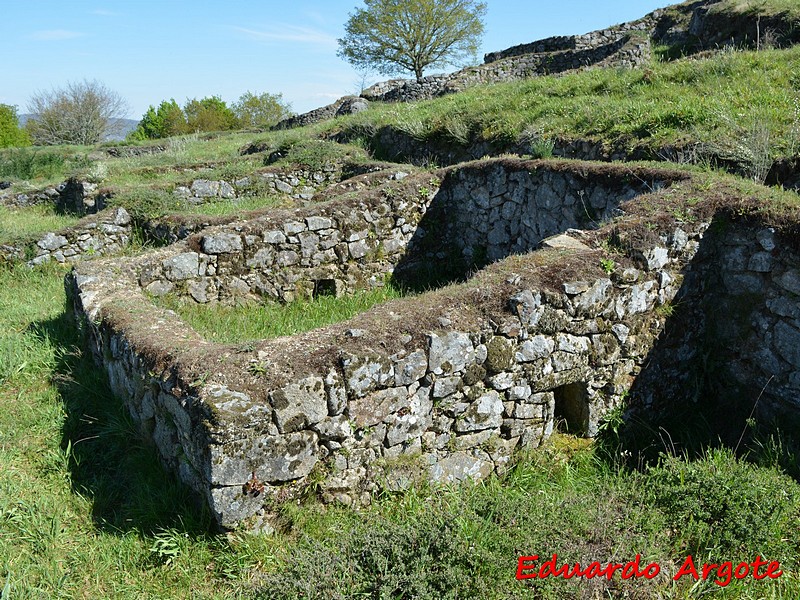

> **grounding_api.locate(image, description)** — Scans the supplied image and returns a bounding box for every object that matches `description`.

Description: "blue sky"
[1,1,673,119]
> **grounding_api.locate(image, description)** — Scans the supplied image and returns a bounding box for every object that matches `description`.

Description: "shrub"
[0,148,68,179]
[644,448,800,560]
[110,188,180,219]
[271,140,366,170]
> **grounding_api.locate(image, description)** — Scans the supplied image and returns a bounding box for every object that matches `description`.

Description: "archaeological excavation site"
[2,4,799,579]
[61,154,800,531]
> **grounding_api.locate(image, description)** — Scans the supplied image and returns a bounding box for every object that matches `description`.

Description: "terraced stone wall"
[69,159,800,532]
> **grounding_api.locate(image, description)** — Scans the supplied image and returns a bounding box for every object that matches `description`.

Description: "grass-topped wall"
[67,157,800,531]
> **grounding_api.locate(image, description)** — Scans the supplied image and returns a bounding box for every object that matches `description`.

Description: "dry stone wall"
[70,158,739,531]
[29,207,133,266]
[132,161,675,305]
[406,162,663,268]
[136,169,433,304]
[629,218,800,429]
[71,232,701,530]
[484,15,657,63]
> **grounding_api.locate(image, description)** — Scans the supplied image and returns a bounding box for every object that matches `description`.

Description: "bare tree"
[26,79,129,146]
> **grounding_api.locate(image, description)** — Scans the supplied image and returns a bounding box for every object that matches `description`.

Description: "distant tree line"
[0,81,293,149]
[128,92,293,140]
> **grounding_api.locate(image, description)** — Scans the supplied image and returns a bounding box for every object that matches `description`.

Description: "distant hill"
[17,114,139,142]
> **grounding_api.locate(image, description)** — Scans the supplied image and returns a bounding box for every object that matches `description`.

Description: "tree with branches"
[337,0,487,82]
[26,79,129,146]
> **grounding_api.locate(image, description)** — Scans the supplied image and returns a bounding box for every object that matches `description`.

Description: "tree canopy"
[233,92,292,129]
[0,104,30,148]
[26,79,129,146]
[337,0,487,81]
[129,99,188,140]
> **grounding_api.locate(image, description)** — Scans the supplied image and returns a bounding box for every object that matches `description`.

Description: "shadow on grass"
[29,296,214,537]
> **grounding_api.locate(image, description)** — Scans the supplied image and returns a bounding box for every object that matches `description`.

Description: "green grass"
[0,204,81,246]
[711,0,800,19]
[154,284,406,343]
[332,46,800,166]
[181,194,289,217]
[1,262,798,598]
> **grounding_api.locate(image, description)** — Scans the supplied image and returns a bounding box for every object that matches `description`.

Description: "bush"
[644,448,800,560]
[271,140,367,170]
[110,188,180,219]
[26,79,129,146]
[254,506,491,599]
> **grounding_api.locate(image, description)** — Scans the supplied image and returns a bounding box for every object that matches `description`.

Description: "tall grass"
[332,47,800,164]
[0,147,92,182]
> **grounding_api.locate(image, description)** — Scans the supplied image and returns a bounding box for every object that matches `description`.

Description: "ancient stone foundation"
[68,158,800,531]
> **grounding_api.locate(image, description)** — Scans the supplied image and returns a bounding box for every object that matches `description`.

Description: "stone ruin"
[67,157,800,531]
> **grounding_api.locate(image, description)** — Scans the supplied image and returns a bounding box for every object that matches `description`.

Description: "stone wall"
[405,161,663,268]
[131,161,677,305]
[0,177,106,213]
[135,169,436,303]
[628,217,800,429]
[29,207,133,266]
[142,166,414,247]
[69,158,717,531]
[71,233,700,530]
[440,35,651,97]
[273,96,369,131]
[483,15,657,63]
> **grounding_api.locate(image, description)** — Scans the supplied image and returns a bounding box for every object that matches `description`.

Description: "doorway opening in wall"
[554,382,590,436]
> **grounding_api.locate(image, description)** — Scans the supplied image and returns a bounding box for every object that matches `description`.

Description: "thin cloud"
[304,11,328,27]
[30,29,85,41]
[91,9,120,16]
[233,25,336,47]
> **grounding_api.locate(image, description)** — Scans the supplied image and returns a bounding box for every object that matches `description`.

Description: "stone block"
[270,376,328,433]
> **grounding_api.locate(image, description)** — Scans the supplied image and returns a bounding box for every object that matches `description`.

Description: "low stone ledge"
[27,207,133,267]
